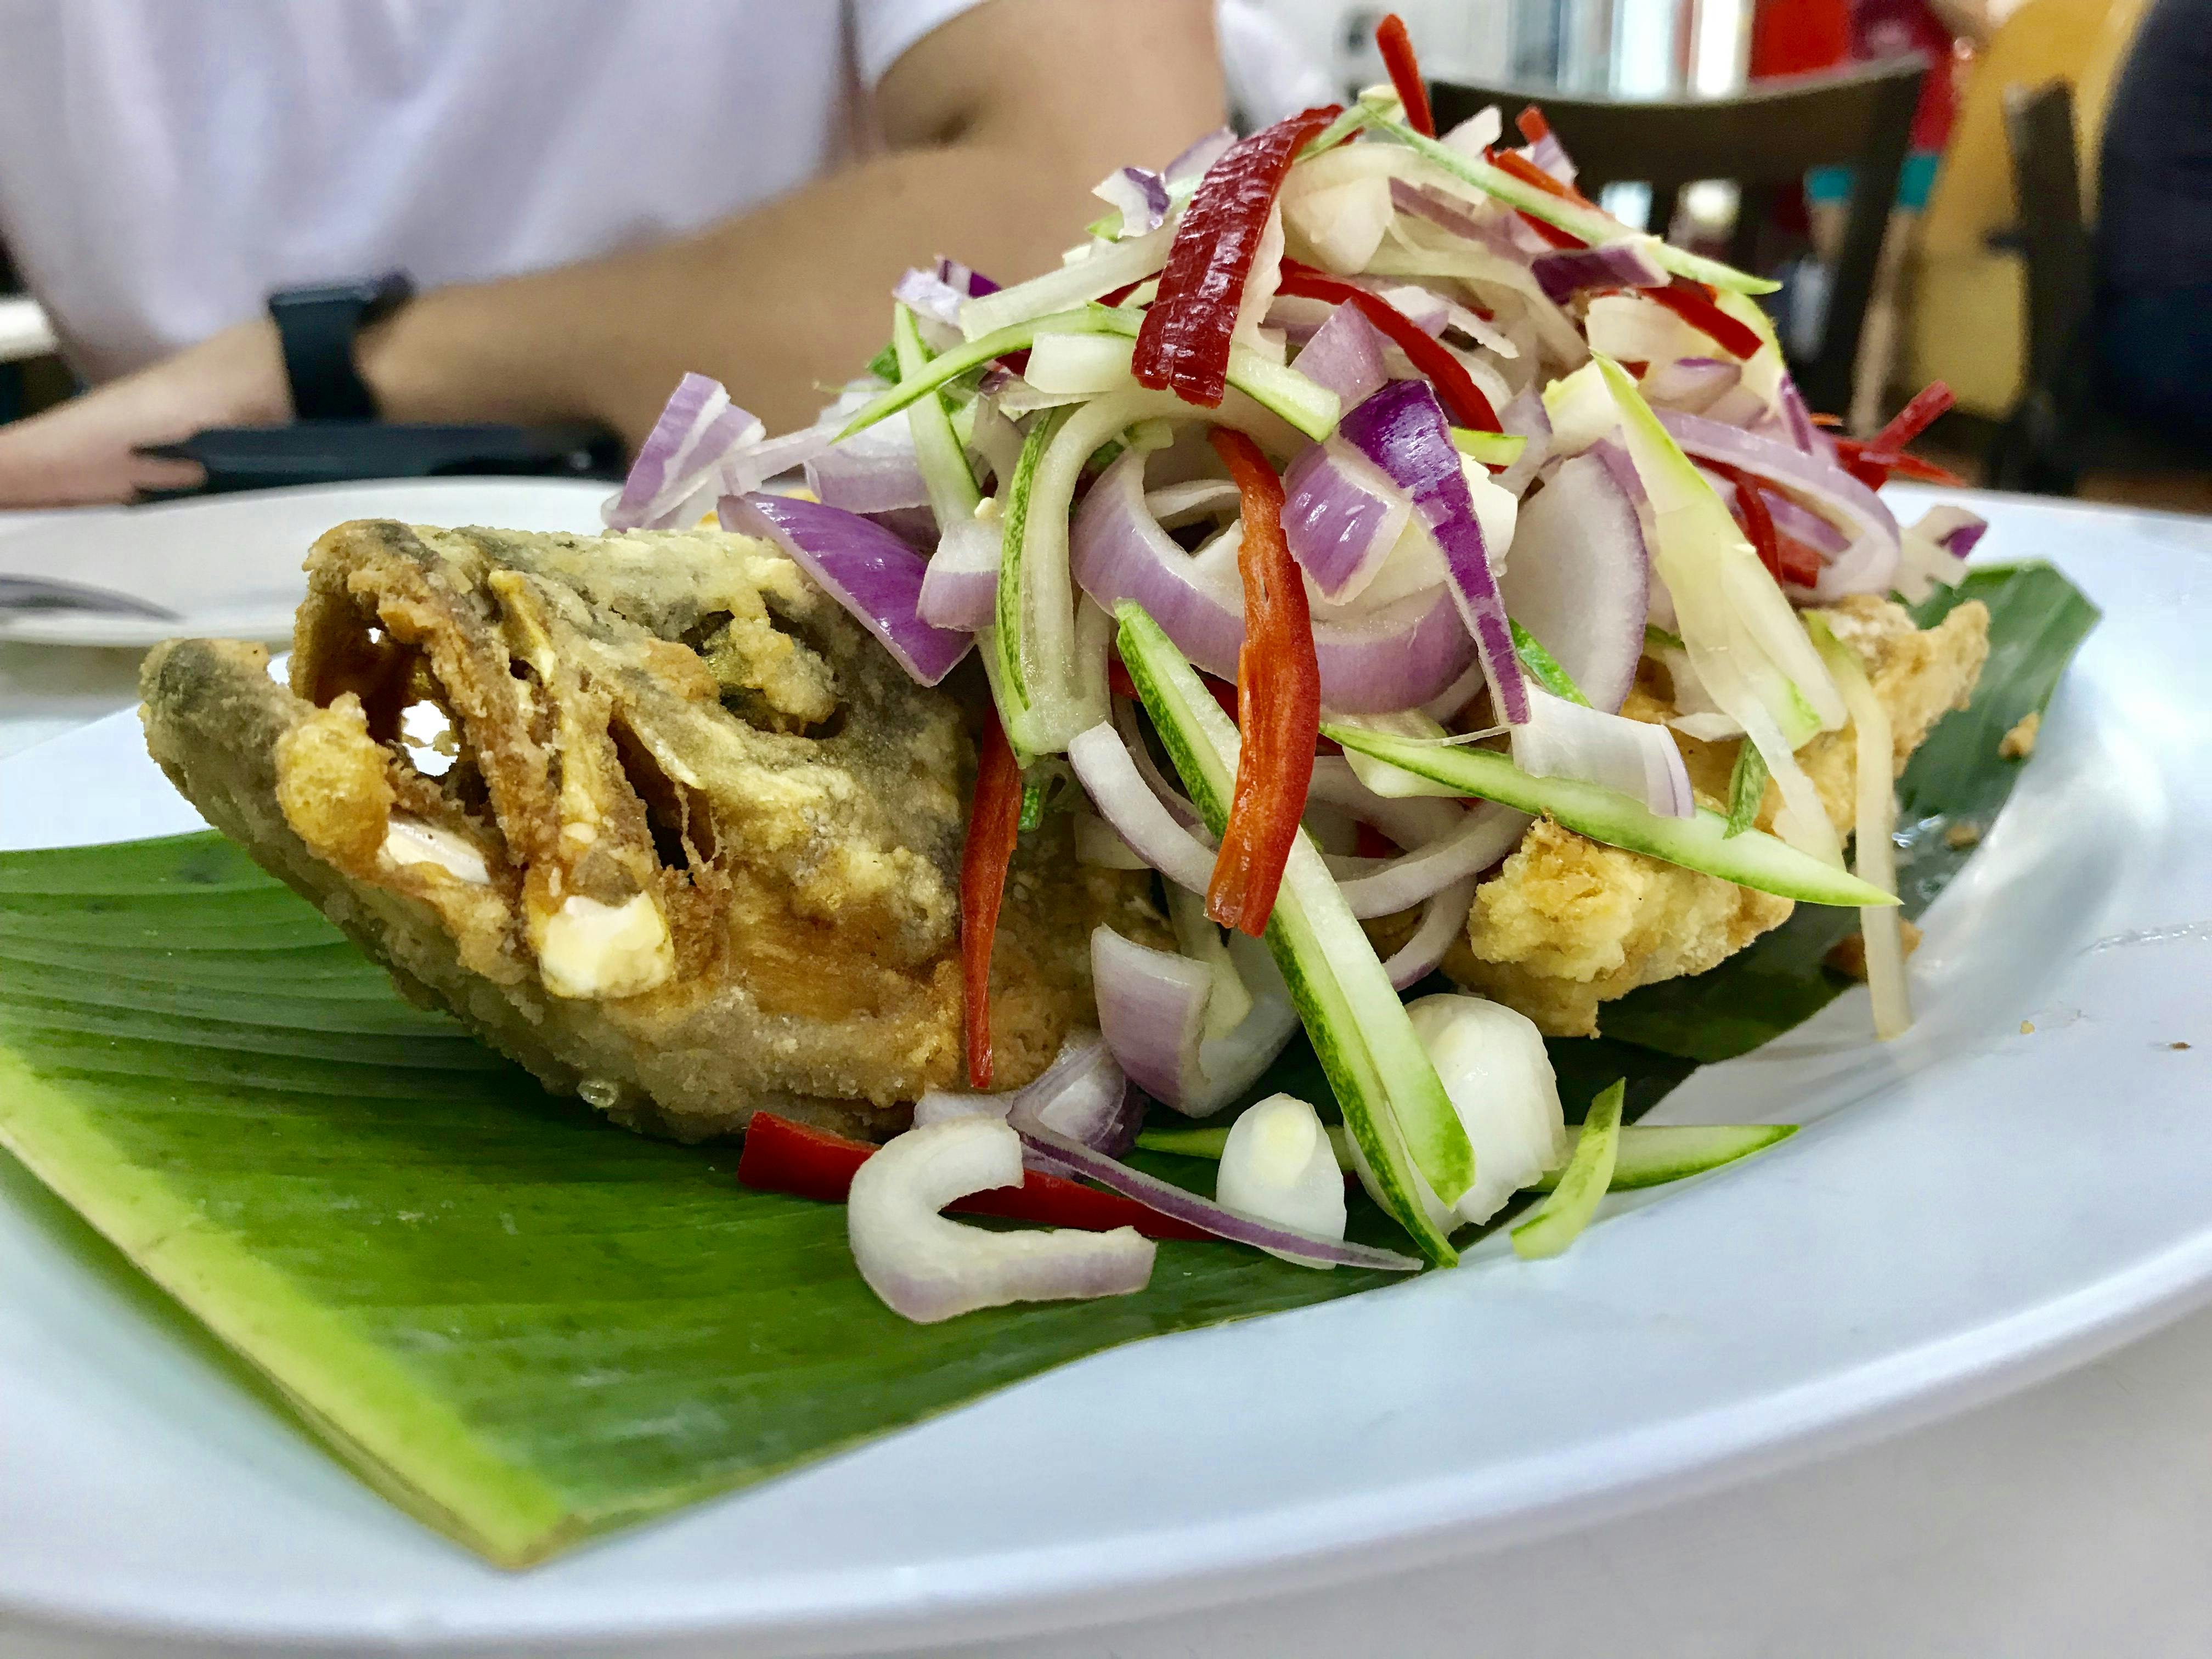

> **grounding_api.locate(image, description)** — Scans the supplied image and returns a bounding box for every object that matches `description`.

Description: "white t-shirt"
[0,0,986,382]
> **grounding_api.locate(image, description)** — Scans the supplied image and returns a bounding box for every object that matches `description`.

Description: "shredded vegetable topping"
[600,13,2005,1309]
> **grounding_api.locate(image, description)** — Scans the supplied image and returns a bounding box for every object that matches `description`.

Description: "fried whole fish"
[140,520,1161,1141]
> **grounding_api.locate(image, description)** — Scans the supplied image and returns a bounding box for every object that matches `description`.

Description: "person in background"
[0,0,1222,507]
[2094,0,2212,443]
[1753,0,1989,427]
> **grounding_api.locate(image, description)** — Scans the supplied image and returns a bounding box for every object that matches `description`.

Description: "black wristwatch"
[268,272,415,421]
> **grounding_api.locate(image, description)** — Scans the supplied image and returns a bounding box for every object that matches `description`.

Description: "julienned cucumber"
[1513,1079,1624,1258]
[1450,427,1528,466]
[1136,1121,1796,1193]
[1322,725,1895,908]
[1373,111,1779,297]
[838,306,1342,444]
[1116,602,1472,1266]
[993,408,1064,721]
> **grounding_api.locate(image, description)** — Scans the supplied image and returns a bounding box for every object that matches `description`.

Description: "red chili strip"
[1515,105,1551,145]
[736,1113,1217,1243]
[1489,145,1597,210]
[1705,459,1819,585]
[1277,259,1502,430]
[1133,105,1342,409]
[1644,278,1765,360]
[1870,380,1955,452]
[960,708,1024,1087]
[1835,442,1963,486]
[1375,13,1435,138]
[1206,428,1322,937]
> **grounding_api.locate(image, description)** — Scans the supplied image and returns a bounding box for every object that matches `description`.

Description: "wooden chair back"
[1430,61,1925,414]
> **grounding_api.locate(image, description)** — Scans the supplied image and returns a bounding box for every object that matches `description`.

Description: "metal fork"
[0,575,181,620]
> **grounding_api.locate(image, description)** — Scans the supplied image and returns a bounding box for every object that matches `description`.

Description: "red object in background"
[736,1113,1217,1243]
[1277,261,1503,431]
[1485,148,1595,249]
[959,708,1023,1088]
[1750,0,1851,78]
[1133,105,1341,409]
[1206,428,1322,939]
[1374,13,1436,138]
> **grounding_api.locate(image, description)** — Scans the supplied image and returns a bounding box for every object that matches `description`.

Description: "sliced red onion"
[1503,449,1649,714]
[996,1033,1143,1155]
[1331,799,1528,919]
[915,515,1001,631]
[1390,178,1530,266]
[934,257,1001,298]
[1656,409,1899,589]
[1443,106,1503,156]
[1094,165,1170,236]
[912,1090,1011,1128]
[720,493,971,686]
[891,267,968,352]
[1511,687,1695,817]
[1070,449,1476,713]
[1166,127,1235,184]
[1494,386,1552,496]
[1525,130,1578,187]
[805,419,929,515]
[1291,302,1390,409]
[1282,439,1414,601]
[1759,487,1850,555]
[1019,1119,1421,1272]
[606,374,761,531]
[1147,477,1243,524]
[1914,504,1987,558]
[1068,723,1217,894]
[1305,754,1464,857]
[1384,875,1479,989]
[1338,378,1528,724]
[1641,356,1740,414]
[1777,374,1822,455]
[1091,926,1302,1119]
[849,1118,1155,1323]
[1111,697,1203,836]
[1531,239,1667,305]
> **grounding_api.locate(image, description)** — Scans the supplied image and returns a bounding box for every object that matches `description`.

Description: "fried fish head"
[142,518,1160,1141]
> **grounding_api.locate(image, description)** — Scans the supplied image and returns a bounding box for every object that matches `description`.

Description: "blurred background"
[0,0,2201,509]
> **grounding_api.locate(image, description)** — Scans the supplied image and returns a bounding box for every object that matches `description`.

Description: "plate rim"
[2,496,2209,1653]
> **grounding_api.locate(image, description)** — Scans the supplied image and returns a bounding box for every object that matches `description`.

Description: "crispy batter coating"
[141,519,1161,1141]
[1444,595,1990,1036]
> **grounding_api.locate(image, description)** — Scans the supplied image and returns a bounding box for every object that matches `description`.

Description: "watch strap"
[269,272,414,421]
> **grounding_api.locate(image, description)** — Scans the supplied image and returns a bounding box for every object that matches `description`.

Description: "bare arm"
[0,0,1222,504]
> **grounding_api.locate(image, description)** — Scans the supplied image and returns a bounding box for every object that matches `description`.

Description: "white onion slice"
[1091,926,1301,1120]
[1499,447,1649,713]
[1282,439,1415,601]
[1511,686,1694,819]
[1068,723,1218,894]
[1216,1094,1348,1264]
[848,1118,1155,1323]
[1070,449,1476,713]
[1383,876,1479,990]
[1292,301,1390,409]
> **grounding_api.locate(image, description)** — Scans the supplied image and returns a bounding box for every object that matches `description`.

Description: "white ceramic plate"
[1,489,2208,1658]
[0,478,613,647]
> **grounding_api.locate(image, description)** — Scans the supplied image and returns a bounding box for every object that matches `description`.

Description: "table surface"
[1,501,2208,1658]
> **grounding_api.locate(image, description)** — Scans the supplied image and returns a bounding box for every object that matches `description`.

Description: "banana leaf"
[0,561,2093,1565]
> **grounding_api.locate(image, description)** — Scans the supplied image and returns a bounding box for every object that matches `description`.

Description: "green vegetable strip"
[994,408,1064,731]
[838,308,1126,441]
[1323,724,1896,907]
[1513,1080,1626,1257]
[1724,740,1769,839]
[1137,1121,1797,1193]
[1371,112,1779,296]
[891,304,981,521]
[1450,427,1529,466]
[1118,602,1471,1262]
[1645,623,1685,652]
[1510,618,1590,707]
